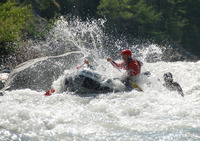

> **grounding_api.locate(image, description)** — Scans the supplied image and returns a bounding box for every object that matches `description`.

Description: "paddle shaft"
[77,62,85,70]
[110,61,121,72]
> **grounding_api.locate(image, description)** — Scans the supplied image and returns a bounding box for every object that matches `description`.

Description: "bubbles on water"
[1,16,200,140]
[48,16,109,58]
[37,16,165,64]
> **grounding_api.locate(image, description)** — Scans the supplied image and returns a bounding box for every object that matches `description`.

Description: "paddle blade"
[44,89,55,96]
[130,81,143,92]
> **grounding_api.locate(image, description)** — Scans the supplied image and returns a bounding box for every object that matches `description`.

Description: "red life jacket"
[112,58,142,76]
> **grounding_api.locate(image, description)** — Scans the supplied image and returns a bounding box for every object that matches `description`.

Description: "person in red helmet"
[107,49,142,77]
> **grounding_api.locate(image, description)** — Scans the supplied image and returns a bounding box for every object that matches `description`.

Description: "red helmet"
[121,49,132,56]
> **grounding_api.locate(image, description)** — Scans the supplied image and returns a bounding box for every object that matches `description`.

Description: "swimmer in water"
[163,72,184,97]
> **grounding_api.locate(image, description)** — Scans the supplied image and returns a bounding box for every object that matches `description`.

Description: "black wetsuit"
[164,82,184,97]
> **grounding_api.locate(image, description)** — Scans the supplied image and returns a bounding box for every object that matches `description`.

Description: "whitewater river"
[0,60,200,140]
[0,17,200,140]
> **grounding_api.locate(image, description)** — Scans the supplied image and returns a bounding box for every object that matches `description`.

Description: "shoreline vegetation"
[0,0,199,69]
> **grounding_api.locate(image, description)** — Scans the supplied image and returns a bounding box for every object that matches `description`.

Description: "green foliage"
[0,1,33,55]
[98,0,200,56]
[55,0,100,19]
[98,0,133,20]
[181,0,200,54]
[98,0,162,37]
[154,0,188,41]
[133,0,162,35]
[1,0,200,57]
[28,0,59,19]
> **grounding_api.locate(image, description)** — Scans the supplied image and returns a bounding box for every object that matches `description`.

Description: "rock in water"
[3,51,83,91]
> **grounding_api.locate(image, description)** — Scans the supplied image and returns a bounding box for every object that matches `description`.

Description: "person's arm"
[107,57,124,69]
[85,60,95,70]
[174,82,184,97]
[177,83,184,97]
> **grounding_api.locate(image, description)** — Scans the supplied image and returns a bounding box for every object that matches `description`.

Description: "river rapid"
[0,17,200,141]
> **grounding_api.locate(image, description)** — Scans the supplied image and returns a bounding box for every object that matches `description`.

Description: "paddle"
[110,61,143,92]
[76,62,86,70]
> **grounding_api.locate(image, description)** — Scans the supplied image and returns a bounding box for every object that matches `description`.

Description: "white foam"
[0,61,200,140]
[1,17,199,140]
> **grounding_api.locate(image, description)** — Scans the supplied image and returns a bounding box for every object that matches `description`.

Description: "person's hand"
[84,60,89,65]
[107,57,111,62]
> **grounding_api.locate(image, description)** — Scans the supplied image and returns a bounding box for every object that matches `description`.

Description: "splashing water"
[0,17,200,140]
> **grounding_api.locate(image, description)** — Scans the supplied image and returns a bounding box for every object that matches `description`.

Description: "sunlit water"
[0,17,200,141]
